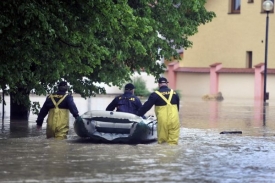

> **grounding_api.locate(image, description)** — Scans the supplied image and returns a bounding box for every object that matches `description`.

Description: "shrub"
[132,77,151,97]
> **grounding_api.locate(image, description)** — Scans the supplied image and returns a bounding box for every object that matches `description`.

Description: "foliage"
[0,0,215,108]
[31,101,41,115]
[132,77,151,97]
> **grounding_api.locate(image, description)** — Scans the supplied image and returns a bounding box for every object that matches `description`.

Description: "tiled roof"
[217,68,254,73]
[264,69,275,74]
[175,67,209,73]
[173,67,275,74]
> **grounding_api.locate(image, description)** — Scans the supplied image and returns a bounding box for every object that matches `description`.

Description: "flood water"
[0,95,275,183]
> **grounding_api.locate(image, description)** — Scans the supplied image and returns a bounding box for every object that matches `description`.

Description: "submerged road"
[0,96,274,182]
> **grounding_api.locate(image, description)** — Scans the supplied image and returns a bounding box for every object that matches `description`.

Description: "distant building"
[165,0,275,100]
[183,0,275,68]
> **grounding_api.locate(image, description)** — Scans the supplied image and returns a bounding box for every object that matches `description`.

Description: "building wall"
[181,0,275,68]
[266,75,275,100]
[168,68,275,100]
[176,73,210,97]
[219,73,254,99]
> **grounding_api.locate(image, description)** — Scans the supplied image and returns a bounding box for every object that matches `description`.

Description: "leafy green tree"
[0,0,215,119]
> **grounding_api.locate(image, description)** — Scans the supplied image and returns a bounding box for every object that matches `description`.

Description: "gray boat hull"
[74,110,157,143]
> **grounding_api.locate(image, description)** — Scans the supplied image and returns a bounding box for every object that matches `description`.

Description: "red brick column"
[254,63,265,100]
[209,63,222,94]
[167,62,179,90]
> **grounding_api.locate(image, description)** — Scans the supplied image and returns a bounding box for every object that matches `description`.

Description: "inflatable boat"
[74,110,157,143]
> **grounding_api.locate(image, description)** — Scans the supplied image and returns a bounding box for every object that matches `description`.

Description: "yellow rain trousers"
[46,94,69,140]
[155,90,180,145]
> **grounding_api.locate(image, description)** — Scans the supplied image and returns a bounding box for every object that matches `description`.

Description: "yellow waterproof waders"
[155,90,180,145]
[46,94,69,139]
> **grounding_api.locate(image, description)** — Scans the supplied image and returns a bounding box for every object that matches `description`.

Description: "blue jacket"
[36,91,79,126]
[137,86,180,116]
[106,91,143,115]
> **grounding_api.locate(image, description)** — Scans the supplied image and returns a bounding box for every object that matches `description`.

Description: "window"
[246,51,253,68]
[261,0,274,13]
[248,0,254,3]
[230,0,241,14]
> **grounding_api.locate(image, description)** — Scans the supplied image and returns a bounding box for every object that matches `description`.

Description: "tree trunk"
[10,88,30,120]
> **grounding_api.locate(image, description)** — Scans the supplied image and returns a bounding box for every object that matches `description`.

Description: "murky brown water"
[0,95,275,183]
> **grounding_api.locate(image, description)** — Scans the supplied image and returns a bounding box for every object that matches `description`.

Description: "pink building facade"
[166,61,275,101]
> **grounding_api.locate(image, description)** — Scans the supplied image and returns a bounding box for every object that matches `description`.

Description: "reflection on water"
[0,95,275,182]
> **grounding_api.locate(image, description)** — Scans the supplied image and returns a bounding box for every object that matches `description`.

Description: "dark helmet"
[58,81,68,91]
[158,77,169,84]
[124,83,135,90]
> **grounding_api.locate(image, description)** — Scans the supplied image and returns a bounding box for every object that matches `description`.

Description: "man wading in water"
[36,81,81,139]
[137,77,180,145]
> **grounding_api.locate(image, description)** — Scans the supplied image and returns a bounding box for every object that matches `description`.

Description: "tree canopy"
[0,0,215,102]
